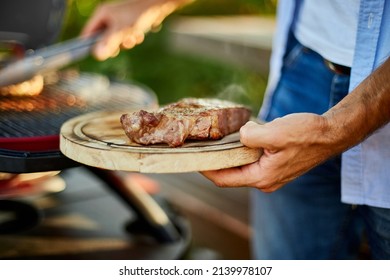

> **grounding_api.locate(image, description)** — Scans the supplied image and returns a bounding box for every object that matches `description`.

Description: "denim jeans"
[251,34,390,259]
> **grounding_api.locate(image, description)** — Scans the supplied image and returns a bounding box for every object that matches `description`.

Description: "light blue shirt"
[259,0,390,208]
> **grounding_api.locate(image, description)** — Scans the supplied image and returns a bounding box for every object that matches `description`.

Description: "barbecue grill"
[0,71,191,259]
[0,0,189,260]
[0,71,156,171]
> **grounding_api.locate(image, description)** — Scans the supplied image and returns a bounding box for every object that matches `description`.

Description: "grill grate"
[0,71,158,138]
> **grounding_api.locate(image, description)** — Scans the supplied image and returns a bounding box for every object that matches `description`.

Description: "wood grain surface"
[60,110,262,173]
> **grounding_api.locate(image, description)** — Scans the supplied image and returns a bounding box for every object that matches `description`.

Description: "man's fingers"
[240,121,278,150]
[81,7,108,37]
[201,162,286,193]
[91,26,145,59]
[134,32,145,45]
[201,168,249,188]
[93,30,123,60]
[122,30,145,49]
[122,36,136,49]
[201,162,261,188]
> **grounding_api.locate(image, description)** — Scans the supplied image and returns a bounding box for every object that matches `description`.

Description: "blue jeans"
[251,35,390,259]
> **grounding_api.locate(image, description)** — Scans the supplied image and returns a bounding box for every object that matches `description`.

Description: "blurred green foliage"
[180,0,276,15]
[61,0,273,113]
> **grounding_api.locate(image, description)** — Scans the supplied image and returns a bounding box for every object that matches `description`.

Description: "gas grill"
[0,71,156,172]
[0,0,190,259]
[0,72,190,259]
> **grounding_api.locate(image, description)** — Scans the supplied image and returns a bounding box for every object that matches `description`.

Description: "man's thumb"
[239,121,272,149]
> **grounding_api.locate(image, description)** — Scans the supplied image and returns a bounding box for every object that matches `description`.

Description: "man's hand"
[202,114,335,192]
[203,56,390,193]
[81,0,192,60]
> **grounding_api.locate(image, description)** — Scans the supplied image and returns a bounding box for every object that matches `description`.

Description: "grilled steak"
[120,98,251,147]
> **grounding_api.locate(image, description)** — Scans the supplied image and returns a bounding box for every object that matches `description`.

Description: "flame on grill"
[0,75,44,97]
[0,91,87,112]
[0,72,91,112]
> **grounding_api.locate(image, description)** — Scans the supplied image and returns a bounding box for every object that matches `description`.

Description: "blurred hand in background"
[81,0,193,60]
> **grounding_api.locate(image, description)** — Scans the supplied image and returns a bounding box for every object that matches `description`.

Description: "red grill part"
[0,135,59,152]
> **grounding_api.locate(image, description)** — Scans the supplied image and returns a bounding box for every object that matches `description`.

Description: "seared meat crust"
[120,98,251,147]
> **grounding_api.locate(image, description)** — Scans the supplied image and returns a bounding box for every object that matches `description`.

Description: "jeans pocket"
[283,39,305,69]
[284,45,304,67]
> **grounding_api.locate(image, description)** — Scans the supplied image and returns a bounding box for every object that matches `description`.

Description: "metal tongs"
[0,32,102,87]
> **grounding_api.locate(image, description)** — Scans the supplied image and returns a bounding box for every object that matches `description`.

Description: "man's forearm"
[323,56,390,153]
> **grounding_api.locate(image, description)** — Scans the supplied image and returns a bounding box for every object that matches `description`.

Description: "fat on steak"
[120,98,252,147]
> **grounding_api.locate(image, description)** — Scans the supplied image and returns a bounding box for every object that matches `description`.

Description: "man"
[83,0,390,259]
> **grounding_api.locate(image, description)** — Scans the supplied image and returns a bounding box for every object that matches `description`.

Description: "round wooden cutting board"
[60,110,262,173]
